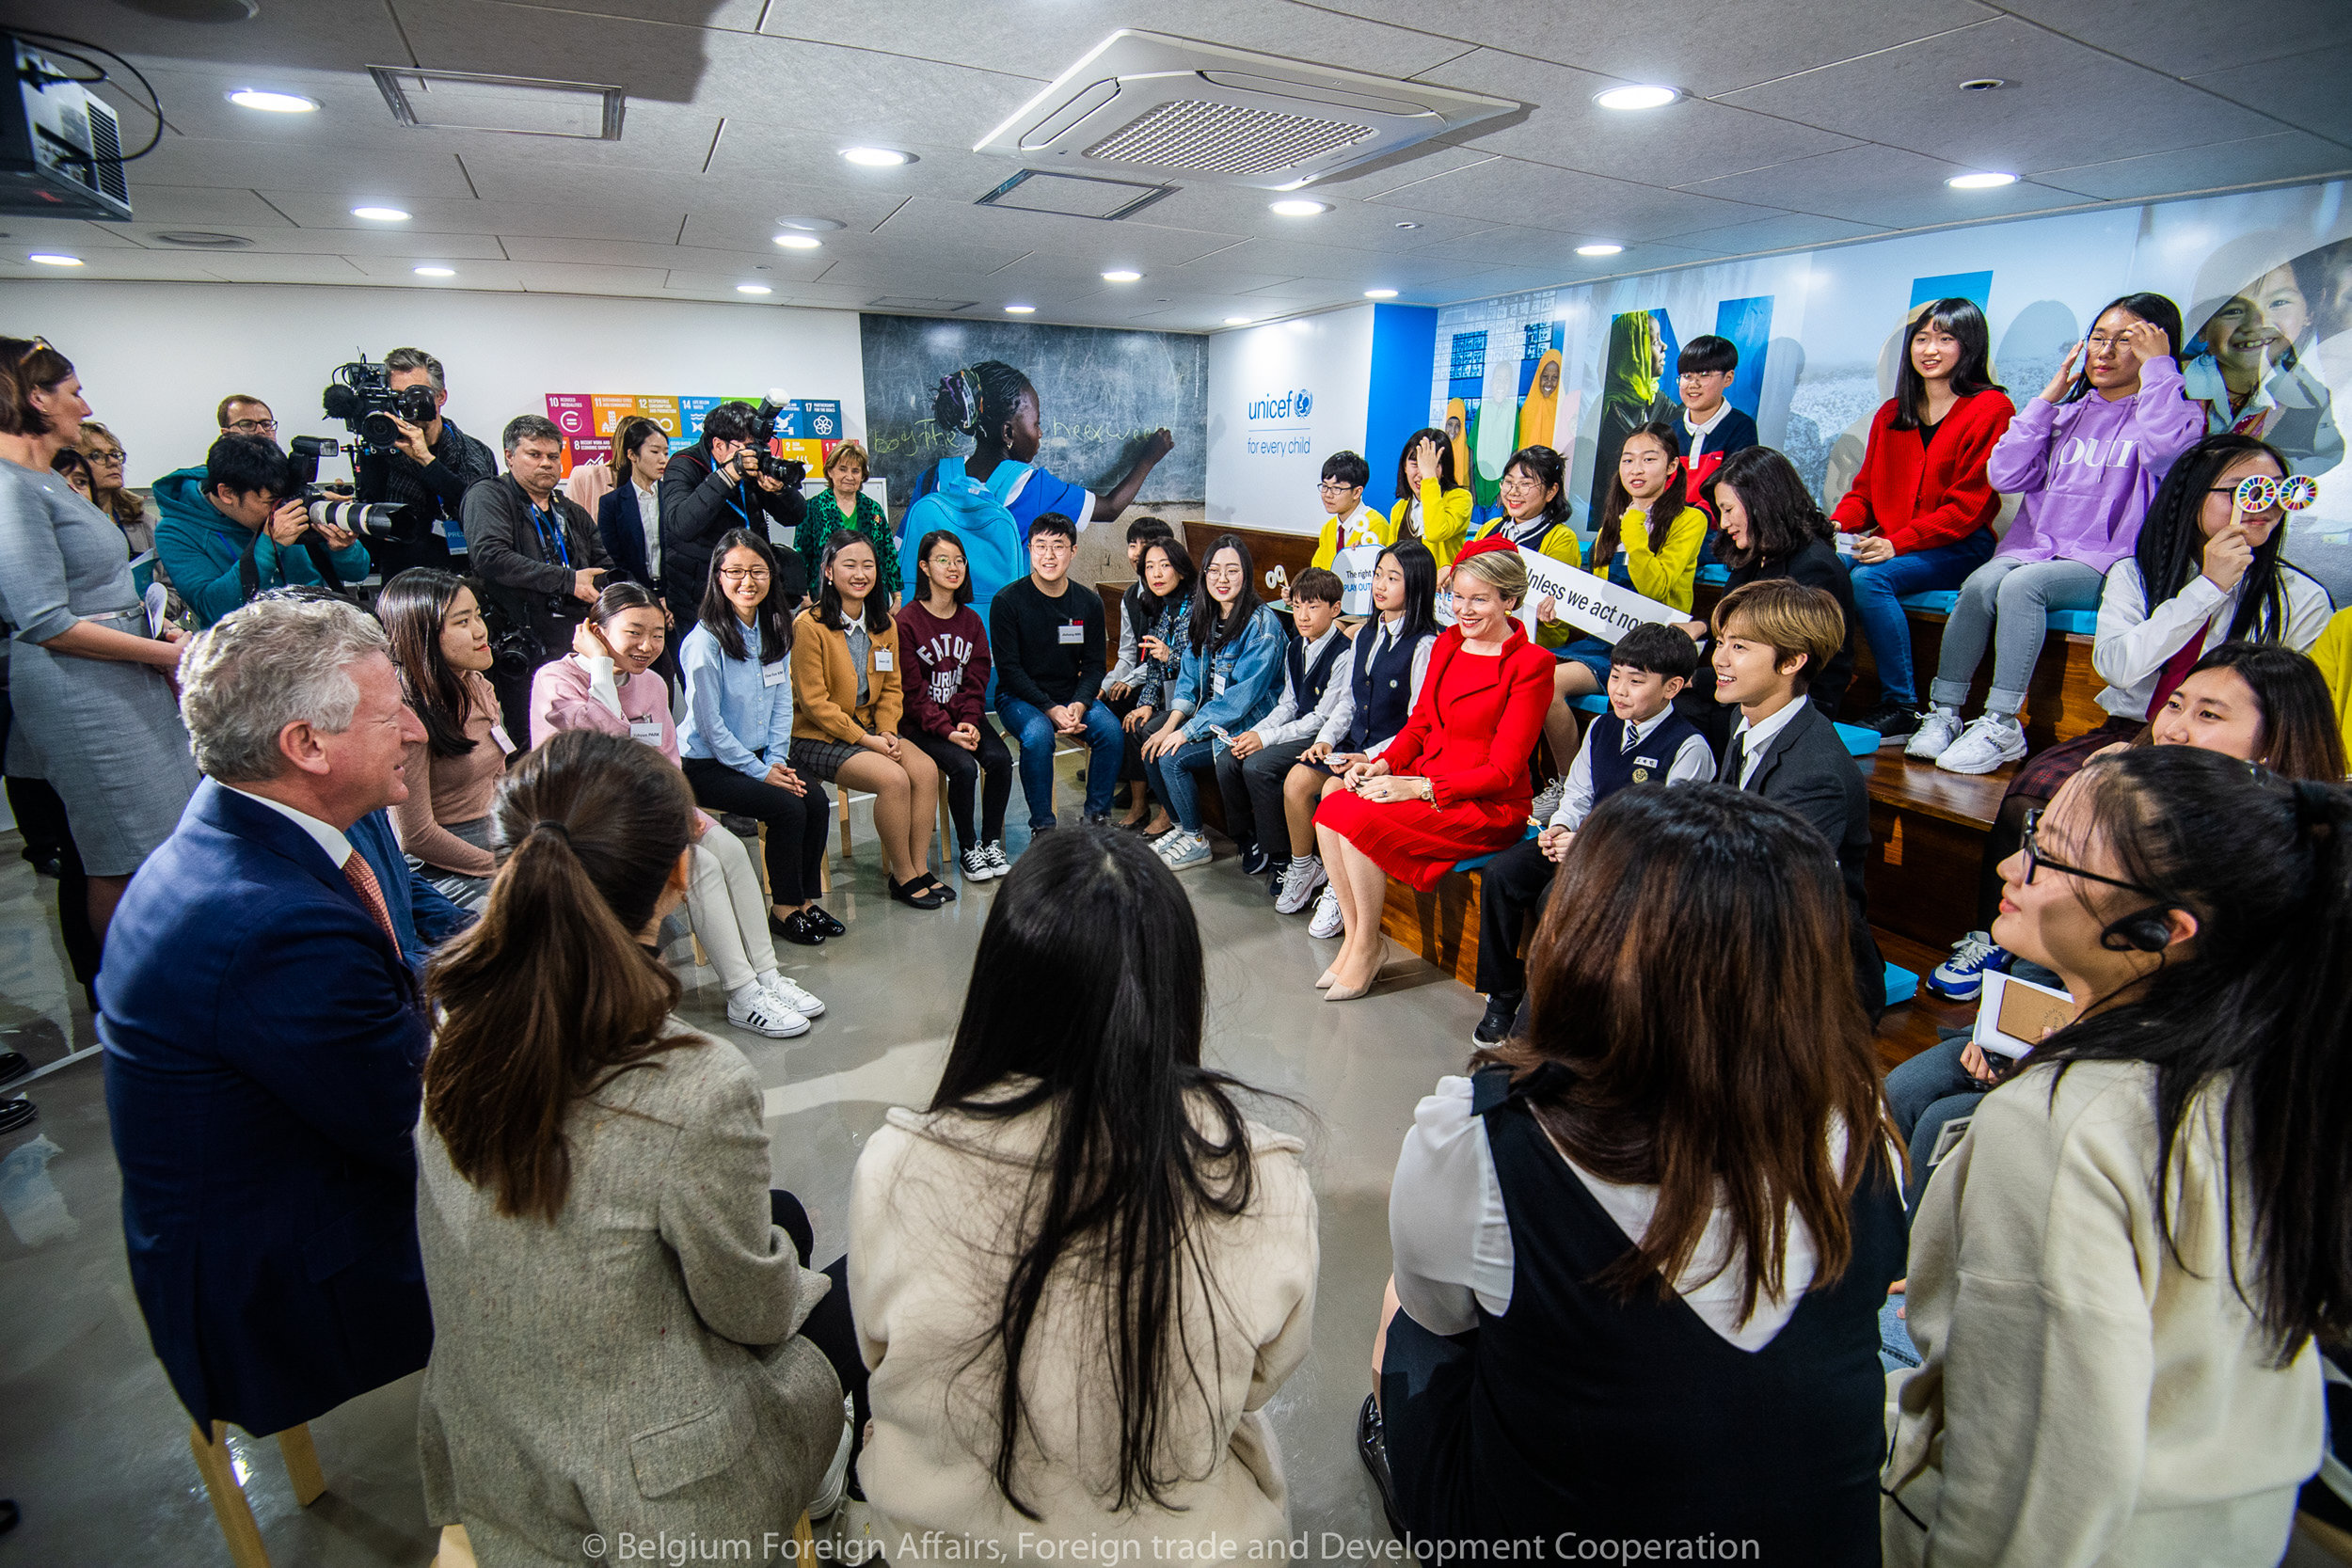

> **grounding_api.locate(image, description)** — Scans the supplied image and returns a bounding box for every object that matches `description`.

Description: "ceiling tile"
[870,197,1245,266]
[257,191,688,244]
[1642,211,1894,254]
[1995,0,2352,78]
[2186,44,2352,147]
[122,141,480,199]
[1682,144,2090,229]
[104,189,297,230]
[2034,133,2352,203]
[1367,155,1777,240]
[1127,180,1496,252]
[14,0,413,74]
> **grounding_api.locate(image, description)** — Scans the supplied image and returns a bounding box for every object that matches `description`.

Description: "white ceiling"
[8,0,2350,331]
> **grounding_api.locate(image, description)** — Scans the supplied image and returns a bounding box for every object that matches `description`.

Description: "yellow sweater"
[1309,504,1395,570]
[1388,479,1474,569]
[1605,502,1707,611]
[2310,605,2352,762]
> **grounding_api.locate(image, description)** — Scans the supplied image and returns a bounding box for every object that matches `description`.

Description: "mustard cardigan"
[790,606,903,742]
[1605,503,1708,612]
[1389,478,1475,569]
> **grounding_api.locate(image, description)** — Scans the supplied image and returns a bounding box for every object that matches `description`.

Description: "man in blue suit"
[103,595,441,1441]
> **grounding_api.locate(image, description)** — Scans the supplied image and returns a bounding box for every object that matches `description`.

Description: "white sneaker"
[982,841,1009,878]
[1309,884,1343,939]
[1160,831,1212,869]
[1904,706,1965,760]
[808,1412,853,1522]
[1935,713,2026,775]
[727,989,810,1038]
[1275,853,1327,915]
[1529,777,1565,824]
[959,845,993,880]
[761,974,825,1019]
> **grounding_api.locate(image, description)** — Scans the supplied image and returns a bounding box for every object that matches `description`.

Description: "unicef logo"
[1294,389,1312,419]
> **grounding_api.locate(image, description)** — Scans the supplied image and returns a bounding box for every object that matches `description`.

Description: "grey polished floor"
[0,777,1479,1567]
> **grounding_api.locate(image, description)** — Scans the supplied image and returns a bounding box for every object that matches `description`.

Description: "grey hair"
[383,345,445,396]
[179,597,391,783]
[503,413,562,453]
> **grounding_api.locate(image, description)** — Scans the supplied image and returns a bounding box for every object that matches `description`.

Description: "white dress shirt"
[1730,695,1808,788]
[1550,705,1716,830]
[228,785,354,868]
[633,480,661,580]
[1248,623,1354,749]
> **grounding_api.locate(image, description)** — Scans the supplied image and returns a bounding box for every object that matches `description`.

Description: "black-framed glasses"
[225,418,278,436]
[2019,807,2160,895]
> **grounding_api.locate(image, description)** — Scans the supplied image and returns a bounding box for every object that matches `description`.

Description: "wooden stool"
[188,1419,325,1568]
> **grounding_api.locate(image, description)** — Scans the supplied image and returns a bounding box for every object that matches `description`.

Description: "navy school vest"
[1587,709,1707,803]
[1286,629,1346,715]
[1348,623,1421,751]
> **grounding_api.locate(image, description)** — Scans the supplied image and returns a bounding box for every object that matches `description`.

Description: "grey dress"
[0,458,197,875]
[416,1026,843,1565]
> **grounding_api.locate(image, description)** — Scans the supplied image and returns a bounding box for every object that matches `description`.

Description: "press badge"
[1057,623,1084,644]
[630,717,665,745]
[488,723,516,755]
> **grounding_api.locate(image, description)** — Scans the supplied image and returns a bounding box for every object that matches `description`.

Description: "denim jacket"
[1170,604,1286,752]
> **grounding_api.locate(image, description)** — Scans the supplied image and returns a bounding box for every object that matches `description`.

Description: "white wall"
[1204,306,1374,535]
[0,280,865,489]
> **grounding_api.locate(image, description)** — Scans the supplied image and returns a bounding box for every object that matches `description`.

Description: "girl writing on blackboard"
[915,360,1175,537]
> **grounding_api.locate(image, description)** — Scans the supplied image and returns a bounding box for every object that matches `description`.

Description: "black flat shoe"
[1356,1394,1406,1540]
[912,874,956,903]
[773,910,826,946]
[0,1051,28,1087]
[807,904,846,938]
[0,1098,36,1137]
[888,877,948,911]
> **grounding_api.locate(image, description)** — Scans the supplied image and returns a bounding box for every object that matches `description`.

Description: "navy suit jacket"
[349,806,471,970]
[597,483,656,591]
[102,779,434,1434]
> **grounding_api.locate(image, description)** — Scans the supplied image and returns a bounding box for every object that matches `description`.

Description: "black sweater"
[990,575,1105,709]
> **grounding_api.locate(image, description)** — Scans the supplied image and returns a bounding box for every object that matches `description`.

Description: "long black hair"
[2152,641,2349,782]
[2130,433,2297,642]
[2037,747,2352,1359]
[1708,446,1832,570]
[1593,420,1690,568]
[697,527,792,664]
[1500,444,1570,540]
[1392,426,1460,530]
[814,531,893,634]
[929,826,1264,1516]
[1187,533,1263,655]
[934,360,1037,453]
[378,567,482,759]
[913,528,974,608]
[2060,292,2185,404]
[1378,539,1439,644]
[1890,297,2006,431]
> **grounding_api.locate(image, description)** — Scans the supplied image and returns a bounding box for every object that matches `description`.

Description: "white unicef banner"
[1514,546,1685,644]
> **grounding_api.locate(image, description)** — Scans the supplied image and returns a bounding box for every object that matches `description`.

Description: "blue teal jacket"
[152,466,374,626]
[1169,604,1285,753]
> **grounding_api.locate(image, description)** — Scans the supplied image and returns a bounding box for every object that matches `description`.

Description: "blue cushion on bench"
[1570,691,1610,716]
[1899,588,2096,637]
[1696,562,1730,587]
[1453,824,1538,875]
[1836,721,1883,757]
[2046,609,2098,635]
[1884,964,1919,1007]
[1899,590,1960,614]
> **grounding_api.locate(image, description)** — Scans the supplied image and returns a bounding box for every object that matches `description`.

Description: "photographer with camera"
[660,401,806,632]
[153,435,374,627]
[463,414,614,738]
[345,346,496,578]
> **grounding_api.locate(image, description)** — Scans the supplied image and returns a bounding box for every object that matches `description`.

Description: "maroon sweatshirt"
[894,599,992,736]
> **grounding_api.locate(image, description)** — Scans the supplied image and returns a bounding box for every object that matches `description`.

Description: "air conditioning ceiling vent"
[977,31,1514,191]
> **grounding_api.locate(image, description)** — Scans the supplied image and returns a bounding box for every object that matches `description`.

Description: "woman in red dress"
[1314,548,1555,1000]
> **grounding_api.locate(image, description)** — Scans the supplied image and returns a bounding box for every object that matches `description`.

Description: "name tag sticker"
[873,649,893,672]
[1058,623,1084,644]
[488,723,516,755]
[1634,755,1660,768]
[763,663,789,686]
[629,717,665,745]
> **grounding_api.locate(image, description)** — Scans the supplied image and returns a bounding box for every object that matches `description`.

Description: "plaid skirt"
[788,736,861,783]
[2000,714,2143,809]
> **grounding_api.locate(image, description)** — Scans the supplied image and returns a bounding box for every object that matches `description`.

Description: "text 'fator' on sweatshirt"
[1984,354,2204,574]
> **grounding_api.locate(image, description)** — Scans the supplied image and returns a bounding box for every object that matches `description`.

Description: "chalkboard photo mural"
[861,314,1201,554]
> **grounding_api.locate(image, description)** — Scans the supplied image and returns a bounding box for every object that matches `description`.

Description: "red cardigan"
[1379,623,1555,810]
[1829,388,2015,553]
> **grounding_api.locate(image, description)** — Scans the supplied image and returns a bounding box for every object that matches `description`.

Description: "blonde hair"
[825,440,868,482]
[1711,578,1846,690]
[1453,547,1529,609]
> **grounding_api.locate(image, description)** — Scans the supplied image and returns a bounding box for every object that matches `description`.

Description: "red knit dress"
[1315,623,1555,889]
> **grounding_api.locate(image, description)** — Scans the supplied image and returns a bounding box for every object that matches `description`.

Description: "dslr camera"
[736,396,808,489]
[319,356,439,457]
[486,569,623,679]
[287,436,406,538]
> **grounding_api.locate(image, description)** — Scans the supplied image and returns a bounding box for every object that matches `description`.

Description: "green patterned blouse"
[797,486,898,597]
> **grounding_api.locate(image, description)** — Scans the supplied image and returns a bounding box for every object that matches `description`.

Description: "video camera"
[736,395,807,488]
[288,436,406,538]
[318,356,439,458]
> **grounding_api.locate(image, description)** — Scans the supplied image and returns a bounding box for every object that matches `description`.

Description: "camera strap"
[237,524,347,604]
[524,494,574,569]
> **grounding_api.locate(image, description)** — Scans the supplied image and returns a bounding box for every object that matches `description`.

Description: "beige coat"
[417,1027,842,1565]
[850,1092,1318,1559]
[1884,1059,2322,1567]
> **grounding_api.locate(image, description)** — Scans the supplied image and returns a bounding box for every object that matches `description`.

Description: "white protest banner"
[1333,544,1382,617]
[1515,546,1685,644]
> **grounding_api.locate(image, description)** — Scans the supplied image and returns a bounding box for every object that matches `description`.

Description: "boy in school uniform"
[1308,451,1392,572]
[1216,567,1353,886]
[1470,623,1713,1044]
[1677,334,1759,509]
[1709,578,1885,1022]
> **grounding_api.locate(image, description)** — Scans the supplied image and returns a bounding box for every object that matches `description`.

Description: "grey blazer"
[417,1026,841,1563]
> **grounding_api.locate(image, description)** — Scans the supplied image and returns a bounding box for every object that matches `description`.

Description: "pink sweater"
[529,654,676,762]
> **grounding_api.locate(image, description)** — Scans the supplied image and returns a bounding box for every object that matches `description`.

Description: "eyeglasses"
[716,567,771,583]
[88,449,124,464]
[1677,371,1726,383]
[2019,807,2160,896]
[1317,479,1359,491]
[224,418,278,436]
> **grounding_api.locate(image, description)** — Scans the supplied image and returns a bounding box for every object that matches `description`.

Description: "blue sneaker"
[1928,930,2010,1000]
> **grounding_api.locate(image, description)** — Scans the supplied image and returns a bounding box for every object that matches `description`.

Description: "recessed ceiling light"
[350,206,410,222]
[840,146,911,167]
[227,88,319,113]
[772,233,823,250]
[737,284,772,294]
[1270,199,1329,216]
[1225,316,1253,325]
[1595,85,1681,111]
[1576,243,1625,257]
[1102,269,1142,282]
[28,253,82,267]
[1393,221,1420,230]
[413,265,455,277]
[1363,289,1398,299]
[1004,304,1036,314]
[1947,170,2018,189]
[771,215,845,232]
[1959,77,2007,92]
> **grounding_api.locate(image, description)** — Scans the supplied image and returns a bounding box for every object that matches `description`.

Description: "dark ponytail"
[2039,747,2352,1357]
[422,730,693,1223]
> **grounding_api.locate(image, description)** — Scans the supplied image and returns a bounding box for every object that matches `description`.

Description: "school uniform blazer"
[789,608,904,742]
[101,779,434,1435]
[596,483,656,589]
[1829,390,2016,554]
[1719,702,1886,1021]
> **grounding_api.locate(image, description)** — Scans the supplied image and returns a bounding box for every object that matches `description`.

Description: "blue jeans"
[1144,738,1218,833]
[1845,528,1997,707]
[997,695,1121,830]
[1885,1031,1993,1211]
[1929,555,2103,717]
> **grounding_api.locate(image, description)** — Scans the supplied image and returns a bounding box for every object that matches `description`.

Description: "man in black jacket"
[462,414,613,736]
[660,401,805,629]
[1709,578,1885,1022]
[353,345,498,577]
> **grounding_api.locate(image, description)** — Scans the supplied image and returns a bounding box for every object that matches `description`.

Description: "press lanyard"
[527,499,573,569]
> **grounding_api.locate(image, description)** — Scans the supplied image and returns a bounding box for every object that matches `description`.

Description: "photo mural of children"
[2182,268,2342,474]
[1588,310,1680,516]
[1517,349,1563,451]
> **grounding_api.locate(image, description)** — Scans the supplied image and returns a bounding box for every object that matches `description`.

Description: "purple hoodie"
[1984,354,2203,573]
